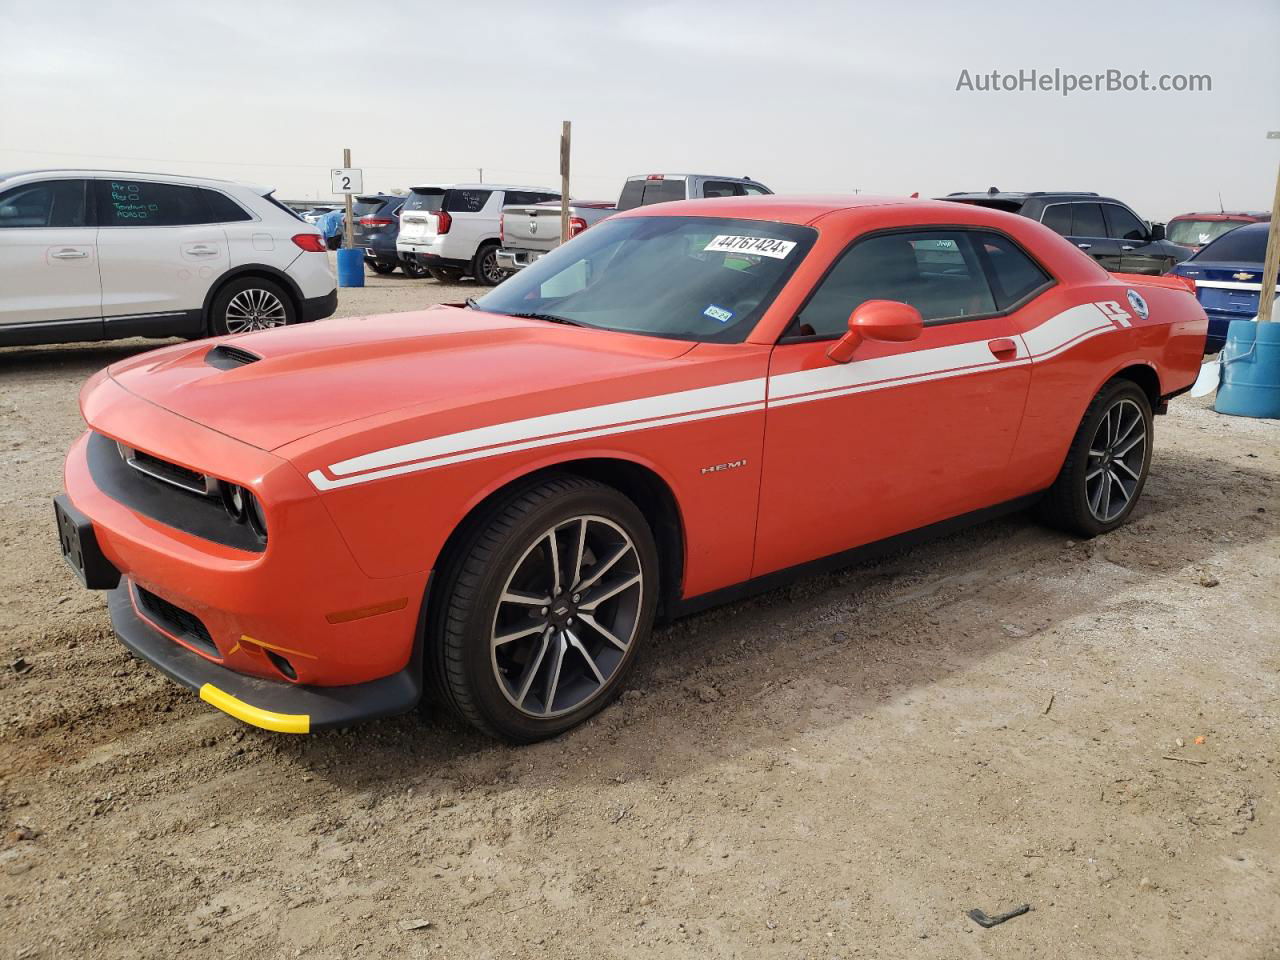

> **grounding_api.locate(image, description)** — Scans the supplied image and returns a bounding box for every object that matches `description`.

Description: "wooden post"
[342,147,354,250]
[560,121,571,243]
[1256,158,1280,324]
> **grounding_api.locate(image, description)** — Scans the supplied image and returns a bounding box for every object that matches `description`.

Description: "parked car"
[349,194,426,277]
[0,169,336,347]
[300,205,341,224]
[397,184,560,284]
[54,195,1205,742]
[1171,222,1277,353]
[496,200,616,272]
[941,190,1193,275]
[1165,211,1270,253]
[497,173,774,272]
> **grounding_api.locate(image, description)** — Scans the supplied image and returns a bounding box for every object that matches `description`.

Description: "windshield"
[1167,219,1250,247]
[1190,226,1266,264]
[474,215,816,343]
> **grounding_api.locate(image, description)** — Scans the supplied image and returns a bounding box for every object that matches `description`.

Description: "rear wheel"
[471,242,507,286]
[209,277,296,336]
[1038,379,1153,537]
[431,476,658,742]
[367,260,397,275]
[427,265,465,283]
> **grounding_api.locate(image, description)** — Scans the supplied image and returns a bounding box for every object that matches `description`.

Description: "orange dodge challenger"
[55,196,1207,741]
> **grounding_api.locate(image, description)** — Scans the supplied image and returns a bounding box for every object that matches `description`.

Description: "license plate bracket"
[53,494,121,590]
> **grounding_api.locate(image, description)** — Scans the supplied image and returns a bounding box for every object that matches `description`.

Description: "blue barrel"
[1215,319,1280,419]
[335,247,365,288]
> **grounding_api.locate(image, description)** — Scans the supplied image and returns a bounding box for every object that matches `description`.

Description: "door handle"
[50,248,88,260]
[1121,244,1135,251]
[988,338,1018,359]
[186,245,219,256]
[1076,243,1092,250]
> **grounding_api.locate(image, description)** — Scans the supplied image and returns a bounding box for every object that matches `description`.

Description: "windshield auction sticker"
[704,235,796,259]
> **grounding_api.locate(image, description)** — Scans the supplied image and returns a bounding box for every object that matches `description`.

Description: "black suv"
[940,190,1193,275]
[351,194,427,278]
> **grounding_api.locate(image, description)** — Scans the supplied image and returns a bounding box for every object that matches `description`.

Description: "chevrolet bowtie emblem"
[1233,272,1256,281]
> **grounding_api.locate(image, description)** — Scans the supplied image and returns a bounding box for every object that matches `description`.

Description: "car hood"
[105,306,695,451]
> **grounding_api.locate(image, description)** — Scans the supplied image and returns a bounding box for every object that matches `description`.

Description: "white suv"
[397,183,560,284]
[0,170,337,347]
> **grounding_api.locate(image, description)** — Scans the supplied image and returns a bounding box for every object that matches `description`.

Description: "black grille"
[135,586,218,657]
[128,448,209,494]
[205,344,261,370]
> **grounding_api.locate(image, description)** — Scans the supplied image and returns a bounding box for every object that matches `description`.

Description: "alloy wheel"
[479,249,505,284]
[1085,398,1146,522]
[225,288,287,333]
[490,515,644,718]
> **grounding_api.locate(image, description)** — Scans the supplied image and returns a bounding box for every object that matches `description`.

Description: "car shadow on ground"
[262,446,1275,795]
[0,340,178,376]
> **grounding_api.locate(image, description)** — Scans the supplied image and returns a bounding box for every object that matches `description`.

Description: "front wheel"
[1038,379,1153,537]
[431,476,658,742]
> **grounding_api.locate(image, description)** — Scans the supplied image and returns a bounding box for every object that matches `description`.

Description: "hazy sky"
[2,0,1277,220]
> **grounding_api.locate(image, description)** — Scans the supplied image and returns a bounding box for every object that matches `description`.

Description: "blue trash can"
[336,247,365,288]
[1215,319,1280,420]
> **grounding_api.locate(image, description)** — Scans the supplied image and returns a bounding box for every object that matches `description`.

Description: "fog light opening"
[265,649,297,681]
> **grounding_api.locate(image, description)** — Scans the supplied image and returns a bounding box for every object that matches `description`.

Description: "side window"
[506,191,557,206]
[974,232,1052,310]
[701,180,744,198]
[742,183,771,195]
[793,231,996,338]
[95,180,207,227]
[1069,202,1106,238]
[201,189,252,223]
[0,180,86,228]
[1040,204,1072,235]
[444,189,492,213]
[1103,204,1148,242]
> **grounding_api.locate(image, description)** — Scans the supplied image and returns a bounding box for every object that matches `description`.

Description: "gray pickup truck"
[497,172,772,271]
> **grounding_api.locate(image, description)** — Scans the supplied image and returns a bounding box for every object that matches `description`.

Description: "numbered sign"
[331,168,363,194]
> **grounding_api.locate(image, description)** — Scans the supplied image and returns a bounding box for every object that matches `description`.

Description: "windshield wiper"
[504,311,591,328]
[464,297,480,309]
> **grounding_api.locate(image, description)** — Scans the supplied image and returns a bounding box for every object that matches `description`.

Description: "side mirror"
[1149,222,1165,242]
[827,300,923,364]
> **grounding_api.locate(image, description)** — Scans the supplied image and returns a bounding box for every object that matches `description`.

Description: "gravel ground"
[1,266,1277,959]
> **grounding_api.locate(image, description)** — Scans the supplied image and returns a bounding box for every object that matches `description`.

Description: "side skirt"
[669,492,1046,619]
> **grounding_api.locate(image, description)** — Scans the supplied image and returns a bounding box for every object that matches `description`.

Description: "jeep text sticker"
[704,235,796,259]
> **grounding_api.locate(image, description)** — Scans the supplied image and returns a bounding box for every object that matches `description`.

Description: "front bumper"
[107,582,422,732]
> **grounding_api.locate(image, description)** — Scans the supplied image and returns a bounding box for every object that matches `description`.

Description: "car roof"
[615,194,920,225]
[0,168,272,193]
[624,173,760,182]
[1170,211,1269,221]
[943,191,1102,201]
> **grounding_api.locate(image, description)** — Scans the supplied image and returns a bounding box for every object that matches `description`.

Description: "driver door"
[753,229,1035,577]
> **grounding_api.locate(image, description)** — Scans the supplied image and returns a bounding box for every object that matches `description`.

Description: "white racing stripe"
[307,301,1131,490]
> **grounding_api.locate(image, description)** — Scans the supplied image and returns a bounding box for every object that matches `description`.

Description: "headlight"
[221,483,267,540]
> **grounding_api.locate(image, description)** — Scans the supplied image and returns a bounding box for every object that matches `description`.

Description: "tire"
[426,265,465,283]
[1038,378,1153,538]
[367,260,397,275]
[400,257,430,279]
[430,475,659,742]
[209,276,296,337]
[470,242,507,286]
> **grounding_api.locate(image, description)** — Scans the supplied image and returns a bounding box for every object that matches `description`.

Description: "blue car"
[1171,222,1277,354]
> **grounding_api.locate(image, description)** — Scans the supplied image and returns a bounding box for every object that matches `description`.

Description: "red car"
[54,196,1207,741]
[1166,211,1270,253]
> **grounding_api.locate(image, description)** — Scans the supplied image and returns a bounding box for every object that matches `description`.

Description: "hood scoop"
[205,344,262,370]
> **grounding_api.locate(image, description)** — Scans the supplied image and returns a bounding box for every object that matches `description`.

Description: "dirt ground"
[1,267,1277,960]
